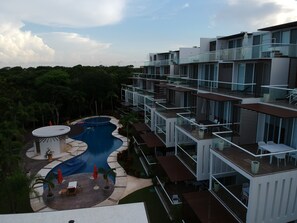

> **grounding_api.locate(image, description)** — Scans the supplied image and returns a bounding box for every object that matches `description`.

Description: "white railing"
[155,176,182,205]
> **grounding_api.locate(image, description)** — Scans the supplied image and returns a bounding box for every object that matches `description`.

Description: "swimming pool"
[49,117,123,177]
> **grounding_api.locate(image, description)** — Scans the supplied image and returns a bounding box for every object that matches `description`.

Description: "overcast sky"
[0,0,297,68]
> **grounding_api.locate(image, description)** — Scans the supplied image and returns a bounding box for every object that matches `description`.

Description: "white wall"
[37,138,60,157]
[197,139,213,181]
[247,170,297,223]
[200,38,213,53]
[179,47,200,59]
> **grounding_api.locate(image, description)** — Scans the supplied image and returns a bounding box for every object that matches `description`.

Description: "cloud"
[40,32,112,66]
[182,3,190,9]
[0,0,129,67]
[0,20,114,67]
[210,0,297,31]
[0,21,54,67]
[0,0,127,28]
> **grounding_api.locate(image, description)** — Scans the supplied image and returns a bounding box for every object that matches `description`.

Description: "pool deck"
[29,116,152,212]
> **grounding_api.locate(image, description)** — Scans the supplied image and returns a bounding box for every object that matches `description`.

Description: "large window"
[264,116,293,144]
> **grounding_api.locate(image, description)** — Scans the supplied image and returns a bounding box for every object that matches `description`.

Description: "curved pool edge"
[29,115,128,212]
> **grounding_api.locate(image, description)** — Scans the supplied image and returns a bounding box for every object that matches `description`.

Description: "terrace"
[212,131,297,176]
[209,132,297,222]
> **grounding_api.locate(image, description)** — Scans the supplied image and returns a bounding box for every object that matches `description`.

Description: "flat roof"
[0,203,149,223]
[235,103,297,118]
[258,21,297,31]
[140,132,165,148]
[133,123,151,132]
[183,191,237,223]
[194,93,241,102]
[32,125,71,138]
[157,156,195,182]
[218,32,252,40]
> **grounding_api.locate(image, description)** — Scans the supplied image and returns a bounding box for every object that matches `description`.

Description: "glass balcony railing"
[261,85,297,107]
[198,79,256,96]
[167,77,198,90]
[144,59,179,66]
[211,176,247,222]
[176,143,197,174]
[176,113,234,140]
[179,43,297,64]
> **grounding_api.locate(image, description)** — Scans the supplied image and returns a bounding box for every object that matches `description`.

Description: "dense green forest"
[0,65,134,213]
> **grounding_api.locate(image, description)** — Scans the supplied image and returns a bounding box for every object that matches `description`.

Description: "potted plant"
[213,181,220,192]
[31,174,55,201]
[218,140,224,151]
[251,160,260,174]
[45,148,54,161]
[98,167,116,190]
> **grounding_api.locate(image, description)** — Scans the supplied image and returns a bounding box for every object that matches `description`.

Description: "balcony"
[179,43,297,64]
[211,131,297,176]
[197,79,256,98]
[210,131,297,222]
[155,102,192,119]
[176,113,234,141]
[144,59,172,66]
[261,85,297,109]
[210,176,248,222]
[167,77,198,91]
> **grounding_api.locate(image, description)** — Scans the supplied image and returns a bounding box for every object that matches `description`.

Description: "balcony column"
[277,118,282,144]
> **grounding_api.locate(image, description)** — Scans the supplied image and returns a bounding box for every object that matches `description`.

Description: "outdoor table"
[67,181,78,195]
[260,143,294,164]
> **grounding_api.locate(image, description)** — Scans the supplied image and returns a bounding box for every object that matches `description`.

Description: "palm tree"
[98,167,116,189]
[31,174,55,199]
[119,112,138,139]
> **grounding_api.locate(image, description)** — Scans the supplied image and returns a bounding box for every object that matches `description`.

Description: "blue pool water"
[49,117,123,177]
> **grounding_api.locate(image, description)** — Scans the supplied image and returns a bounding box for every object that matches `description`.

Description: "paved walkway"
[29,116,152,212]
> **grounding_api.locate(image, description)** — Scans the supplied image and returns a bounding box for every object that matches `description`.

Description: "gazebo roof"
[32,125,71,138]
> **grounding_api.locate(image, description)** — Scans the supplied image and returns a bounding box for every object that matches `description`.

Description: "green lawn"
[119,186,172,223]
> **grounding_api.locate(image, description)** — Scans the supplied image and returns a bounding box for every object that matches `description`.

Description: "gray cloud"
[210,0,297,31]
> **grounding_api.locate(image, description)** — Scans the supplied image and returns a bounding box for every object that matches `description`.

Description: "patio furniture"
[67,181,78,195]
[267,141,275,145]
[289,152,297,165]
[261,143,294,164]
[257,141,266,155]
[274,153,286,167]
[172,194,180,204]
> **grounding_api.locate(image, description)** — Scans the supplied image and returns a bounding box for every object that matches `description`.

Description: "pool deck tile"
[69,150,85,156]
[37,168,52,178]
[30,197,47,212]
[43,160,62,169]
[108,188,126,203]
[115,168,126,177]
[107,156,117,162]
[57,154,74,162]
[114,177,127,187]
[109,151,119,157]
[108,162,122,169]
[30,185,44,199]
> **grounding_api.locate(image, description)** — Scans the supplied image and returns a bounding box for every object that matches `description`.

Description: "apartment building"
[121,21,297,222]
